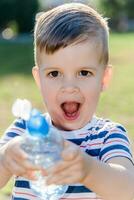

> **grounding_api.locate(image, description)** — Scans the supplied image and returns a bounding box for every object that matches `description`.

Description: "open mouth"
[61,101,81,120]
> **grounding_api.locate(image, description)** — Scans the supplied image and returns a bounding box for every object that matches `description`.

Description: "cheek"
[40,83,57,106]
[83,82,102,102]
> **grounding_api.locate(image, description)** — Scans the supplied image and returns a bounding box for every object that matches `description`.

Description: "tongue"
[62,102,79,114]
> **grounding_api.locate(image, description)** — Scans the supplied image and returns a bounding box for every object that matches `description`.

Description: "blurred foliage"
[125,0,134,18]
[1,0,134,33]
[99,0,134,31]
[0,0,39,33]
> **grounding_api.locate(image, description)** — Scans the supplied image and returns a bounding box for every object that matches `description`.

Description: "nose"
[60,80,80,93]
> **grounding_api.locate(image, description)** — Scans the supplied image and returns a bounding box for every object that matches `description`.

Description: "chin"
[59,122,83,131]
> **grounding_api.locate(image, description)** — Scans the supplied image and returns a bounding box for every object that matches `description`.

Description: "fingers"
[3,137,84,185]
[11,146,28,160]
[5,136,28,160]
[4,155,40,180]
[4,157,27,176]
[10,146,39,170]
[47,141,81,175]
[47,164,83,185]
[62,140,80,161]
[15,157,40,170]
[21,170,38,180]
[46,141,88,185]
[48,152,79,175]
[5,148,36,171]
[2,137,41,178]
[47,174,79,185]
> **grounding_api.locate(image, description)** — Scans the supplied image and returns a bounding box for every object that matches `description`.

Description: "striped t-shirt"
[0,114,133,200]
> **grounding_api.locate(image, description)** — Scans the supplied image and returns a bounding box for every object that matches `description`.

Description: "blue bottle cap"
[26,109,49,137]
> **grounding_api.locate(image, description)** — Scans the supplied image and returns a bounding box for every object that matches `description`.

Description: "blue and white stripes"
[0,114,133,200]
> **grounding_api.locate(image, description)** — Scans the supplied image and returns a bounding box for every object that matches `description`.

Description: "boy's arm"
[0,137,40,189]
[47,140,134,200]
[0,119,27,188]
[82,154,134,200]
[0,144,13,188]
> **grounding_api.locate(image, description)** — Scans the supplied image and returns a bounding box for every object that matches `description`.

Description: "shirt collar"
[44,113,98,140]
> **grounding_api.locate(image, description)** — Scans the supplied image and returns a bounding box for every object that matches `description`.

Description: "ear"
[101,65,112,91]
[32,66,41,90]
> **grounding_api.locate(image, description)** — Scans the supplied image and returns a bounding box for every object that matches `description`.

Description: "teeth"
[66,111,77,117]
[62,102,79,114]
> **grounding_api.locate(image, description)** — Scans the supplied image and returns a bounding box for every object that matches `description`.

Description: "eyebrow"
[80,66,97,71]
[40,67,61,74]
[40,65,97,71]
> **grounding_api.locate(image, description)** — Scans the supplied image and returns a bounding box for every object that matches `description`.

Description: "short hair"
[34,3,109,66]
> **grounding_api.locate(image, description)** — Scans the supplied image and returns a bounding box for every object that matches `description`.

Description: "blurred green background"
[0,0,134,199]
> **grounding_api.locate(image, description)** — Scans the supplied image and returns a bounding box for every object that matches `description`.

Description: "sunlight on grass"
[97,33,134,137]
[0,179,13,199]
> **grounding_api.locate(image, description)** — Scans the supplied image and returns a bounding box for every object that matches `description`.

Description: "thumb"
[62,140,79,161]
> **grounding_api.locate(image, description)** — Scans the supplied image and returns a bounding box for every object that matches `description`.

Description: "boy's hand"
[0,136,40,180]
[46,140,92,185]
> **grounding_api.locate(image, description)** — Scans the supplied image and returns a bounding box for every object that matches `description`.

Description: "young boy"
[0,3,134,200]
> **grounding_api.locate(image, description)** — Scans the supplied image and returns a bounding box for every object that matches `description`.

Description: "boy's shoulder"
[89,116,128,141]
[0,118,26,146]
[93,116,127,134]
[43,113,127,138]
[92,116,132,163]
[9,118,26,132]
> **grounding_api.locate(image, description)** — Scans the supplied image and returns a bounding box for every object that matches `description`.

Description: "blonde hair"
[34,3,109,66]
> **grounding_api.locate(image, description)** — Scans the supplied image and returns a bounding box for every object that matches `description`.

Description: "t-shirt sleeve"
[99,124,133,164]
[0,118,26,147]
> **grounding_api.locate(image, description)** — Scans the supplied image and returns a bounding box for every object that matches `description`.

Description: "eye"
[48,71,60,78]
[79,70,92,77]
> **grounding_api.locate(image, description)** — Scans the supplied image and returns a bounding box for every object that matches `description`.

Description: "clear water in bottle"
[21,109,68,200]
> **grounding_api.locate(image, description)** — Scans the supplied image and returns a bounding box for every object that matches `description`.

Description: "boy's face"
[33,40,111,130]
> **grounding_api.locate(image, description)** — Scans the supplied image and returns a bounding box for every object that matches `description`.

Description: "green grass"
[0,33,134,197]
[97,33,134,137]
[0,179,13,199]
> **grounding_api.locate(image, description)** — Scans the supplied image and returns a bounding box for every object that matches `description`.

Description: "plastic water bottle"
[21,109,68,200]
